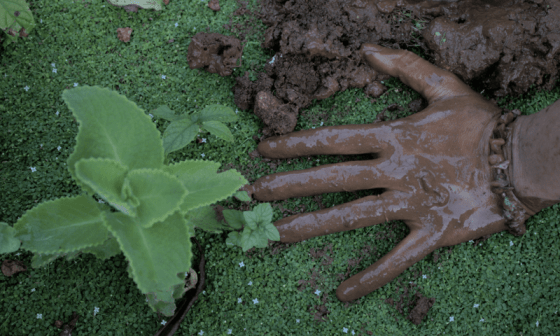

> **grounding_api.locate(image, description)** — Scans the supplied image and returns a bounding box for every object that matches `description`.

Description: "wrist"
[509,99,560,214]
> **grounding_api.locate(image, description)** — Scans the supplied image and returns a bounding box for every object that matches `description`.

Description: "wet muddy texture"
[230,0,560,135]
[243,42,560,306]
[187,33,243,77]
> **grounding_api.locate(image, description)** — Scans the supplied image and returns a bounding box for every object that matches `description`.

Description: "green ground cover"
[1,0,560,335]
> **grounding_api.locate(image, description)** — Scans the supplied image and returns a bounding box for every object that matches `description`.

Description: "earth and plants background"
[1,0,560,335]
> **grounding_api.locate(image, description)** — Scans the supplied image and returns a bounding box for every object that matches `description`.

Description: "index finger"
[359,43,479,105]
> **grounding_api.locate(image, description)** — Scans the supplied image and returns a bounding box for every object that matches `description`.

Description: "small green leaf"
[223,209,245,230]
[253,203,273,225]
[226,231,241,248]
[240,229,263,252]
[197,104,238,123]
[0,222,20,254]
[162,119,199,156]
[435,32,441,36]
[243,211,258,231]
[150,105,184,122]
[233,190,251,202]
[263,223,280,241]
[201,121,234,142]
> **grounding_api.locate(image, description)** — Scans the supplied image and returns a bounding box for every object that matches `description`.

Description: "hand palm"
[246,44,510,302]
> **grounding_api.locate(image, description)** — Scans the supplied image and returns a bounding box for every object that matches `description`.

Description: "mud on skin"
[231,0,560,135]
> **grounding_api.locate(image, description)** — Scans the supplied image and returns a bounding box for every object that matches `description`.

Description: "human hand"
[244,43,531,302]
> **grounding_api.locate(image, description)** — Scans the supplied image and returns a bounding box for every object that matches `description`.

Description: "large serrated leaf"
[74,158,138,217]
[63,86,165,196]
[163,160,247,213]
[162,119,199,156]
[12,195,109,254]
[186,206,233,233]
[122,168,188,229]
[201,120,234,142]
[31,253,63,268]
[0,0,37,46]
[101,211,193,299]
[196,104,238,123]
[80,236,122,260]
[0,222,20,254]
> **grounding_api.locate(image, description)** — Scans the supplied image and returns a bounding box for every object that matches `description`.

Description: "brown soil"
[187,33,243,77]
[226,0,560,135]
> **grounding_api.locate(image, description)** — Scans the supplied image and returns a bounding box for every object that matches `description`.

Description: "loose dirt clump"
[231,0,560,136]
[187,33,243,77]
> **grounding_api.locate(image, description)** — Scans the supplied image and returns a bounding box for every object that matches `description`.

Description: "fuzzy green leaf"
[31,253,63,269]
[162,119,199,156]
[12,195,109,254]
[201,121,234,142]
[121,168,188,229]
[80,236,122,260]
[253,203,273,224]
[243,211,258,231]
[150,105,185,122]
[74,158,137,217]
[263,223,281,241]
[186,205,233,233]
[197,104,238,123]
[240,229,268,251]
[163,160,248,213]
[63,86,165,196]
[0,222,20,254]
[223,209,245,230]
[226,231,241,248]
[233,190,251,202]
[102,210,193,300]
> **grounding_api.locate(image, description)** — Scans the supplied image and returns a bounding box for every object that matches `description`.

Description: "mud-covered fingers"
[336,229,436,302]
[359,43,477,105]
[257,123,394,159]
[251,161,404,202]
[273,191,413,243]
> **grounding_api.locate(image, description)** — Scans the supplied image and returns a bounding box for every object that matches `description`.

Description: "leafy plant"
[151,104,239,161]
[0,0,37,47]
[0,86,248,317]
[224,203,281,252]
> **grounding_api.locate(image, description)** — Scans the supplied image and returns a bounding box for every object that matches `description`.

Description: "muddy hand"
[244,44,517,302]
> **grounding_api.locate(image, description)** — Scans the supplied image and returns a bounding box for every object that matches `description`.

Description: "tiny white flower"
[480,318,485,322]
[343,327,348,333]
[201,153,205,158]
[423,275,427,279]
[57,146,61,151]
[510,241,514,246]
[52,68,57,73]
[40,19,42,23]
[37,314,42,319]
[296,319,300,323]
[352,331,355,335]
[203,291,206,294]
[469,240,474,243]
[15,253,20,256]
[536,321,539,327]
[474,304,479,308]
[239,261,245,267]
[40,144,43,148]
[227,330,232,334]
[238,298,242,303]
[316,159,319,162]
[269,56,276,64]
[312,127,315,129]
[161,320,166,325]
[235,109,238,114]
[94,307,99,315]
[202,138,207,143]
[199,331,204,335]
[56,111,60,116]
[381,81,384,83]
[31,288,36,292]
[162,75,166,79]
[315,289,321,296]
[74,83,78,87]
[248,281,252,286]
[449,316,454,322]
[253,298,258,304]
[51,63,55,67]
[30,167,36,172]
[320,121,324,126]
[175,22,179,27]
[24,86,30,91]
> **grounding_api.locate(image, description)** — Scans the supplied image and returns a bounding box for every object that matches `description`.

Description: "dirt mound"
[230,0,560,135]
[187,33,243,77]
